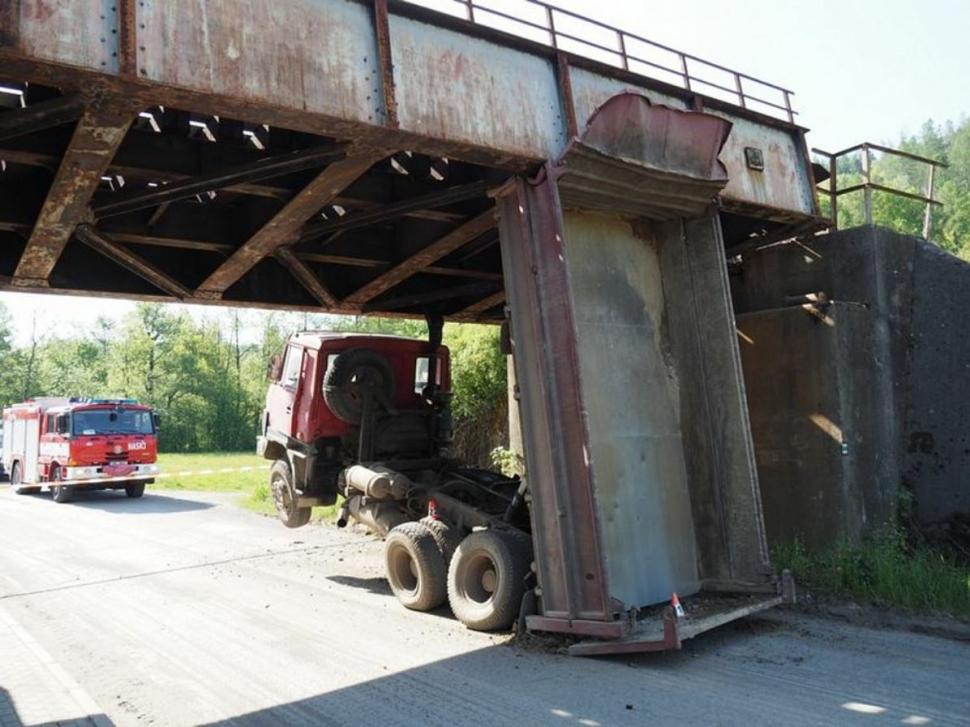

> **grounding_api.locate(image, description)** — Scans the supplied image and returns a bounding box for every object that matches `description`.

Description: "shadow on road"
[326,574,393,596]
[27,489,214,514]
[0,685,116,727]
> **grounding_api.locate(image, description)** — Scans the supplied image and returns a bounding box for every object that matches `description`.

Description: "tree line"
[0,302,508,463]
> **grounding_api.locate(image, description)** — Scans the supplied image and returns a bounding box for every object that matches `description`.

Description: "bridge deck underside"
[0,0,818,321]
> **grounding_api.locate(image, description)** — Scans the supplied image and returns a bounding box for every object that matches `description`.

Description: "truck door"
[23,415,40,483]
[294,349,319,442]
[266,345,305,439]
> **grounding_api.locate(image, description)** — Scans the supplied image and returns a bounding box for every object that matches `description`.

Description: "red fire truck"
[2,397,160,503]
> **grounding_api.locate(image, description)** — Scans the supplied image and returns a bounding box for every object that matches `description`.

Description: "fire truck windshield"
[72,408,154,436]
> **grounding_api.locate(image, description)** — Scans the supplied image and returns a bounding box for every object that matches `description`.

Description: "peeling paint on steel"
[13,0,119,73]
[716,110,815,216]
[138,0,384,124]
[390,14,567,159]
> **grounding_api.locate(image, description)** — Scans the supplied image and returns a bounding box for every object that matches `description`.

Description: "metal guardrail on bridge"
[812,143,947,239]
[406,0,797,122]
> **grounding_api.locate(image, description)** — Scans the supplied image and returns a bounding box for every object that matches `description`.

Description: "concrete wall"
[732,225,970,544]
[736,303,895,549]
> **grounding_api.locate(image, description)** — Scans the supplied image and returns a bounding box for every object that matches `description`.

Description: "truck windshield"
[72,408,154,435]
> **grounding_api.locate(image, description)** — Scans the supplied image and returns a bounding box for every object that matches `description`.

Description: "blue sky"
[2,0,965,342]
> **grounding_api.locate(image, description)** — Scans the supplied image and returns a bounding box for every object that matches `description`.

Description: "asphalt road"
[0,485,968,727]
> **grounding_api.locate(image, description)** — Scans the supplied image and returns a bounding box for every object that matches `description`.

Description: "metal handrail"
[406,0,796,122]
[812,143,947,239]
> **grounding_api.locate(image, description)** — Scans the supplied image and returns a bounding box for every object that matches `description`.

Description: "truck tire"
[323,347,395,424]
[448,529,533,632]
[420,516,462,564]
[384,522,448,612]
[270,459,311,528]
[50,466,74,504]
[125,482,146,498]
[11,463,39,495]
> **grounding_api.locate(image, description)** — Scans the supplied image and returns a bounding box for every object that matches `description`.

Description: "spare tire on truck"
[448,529,533,631]
[323,347,395,425]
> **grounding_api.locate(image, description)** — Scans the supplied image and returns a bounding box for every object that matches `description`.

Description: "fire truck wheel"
[270,459,311,529]
[420,516,462,564]
[11,463,40,495]
[323,347,395,424]
[384,522,448,612]
[125,482,146,498]
[448,529,533,632]
[50,467,74,504]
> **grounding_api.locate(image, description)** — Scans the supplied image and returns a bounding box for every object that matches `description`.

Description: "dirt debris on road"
[0,487,968,727]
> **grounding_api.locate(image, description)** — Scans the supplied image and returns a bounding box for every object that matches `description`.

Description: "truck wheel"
[323,347,395,424]
[270,459,311,528]
[384,522,448,612]
[125,482,146,498]
[50,466,74,504]
[420,516,462,564]
[448,529,533,631]
[11,463,39,495]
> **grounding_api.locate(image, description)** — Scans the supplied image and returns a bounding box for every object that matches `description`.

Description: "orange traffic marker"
[671,592,686,618]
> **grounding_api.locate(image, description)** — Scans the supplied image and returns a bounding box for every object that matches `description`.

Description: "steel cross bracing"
[0,0,819,320]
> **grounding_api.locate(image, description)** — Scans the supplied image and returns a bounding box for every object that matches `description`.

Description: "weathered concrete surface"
[1,486,968,727]
[904,241,970,525]
[736,302,895,549]
[732,225,970,542]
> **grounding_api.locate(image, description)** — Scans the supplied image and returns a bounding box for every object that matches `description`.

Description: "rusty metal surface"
[372,0,399,129]
[13,99,135,283]
[138,0,385,125]
[555,93,731,220]
[274,245,339,308]
[75,224,191,299]
[195,152,383,297]
[7,0,119,74]
[0,0,817,220]
[497,172,613,625]
[389,12,567,160]
[562,210,700,609]
[718,109,816,217]
[343,208,496,305]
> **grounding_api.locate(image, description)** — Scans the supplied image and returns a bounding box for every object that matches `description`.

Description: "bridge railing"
[812,143,947,239]
[405,0,797,122]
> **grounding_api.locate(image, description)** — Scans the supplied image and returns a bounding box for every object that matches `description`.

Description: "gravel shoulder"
[0,486,968,727]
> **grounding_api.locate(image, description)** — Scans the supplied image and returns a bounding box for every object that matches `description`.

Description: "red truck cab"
[257,332,451,513]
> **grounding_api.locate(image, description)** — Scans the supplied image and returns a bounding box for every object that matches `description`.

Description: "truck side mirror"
[57,414,69,435]
[269,354,283,381]
[152,412,161,431]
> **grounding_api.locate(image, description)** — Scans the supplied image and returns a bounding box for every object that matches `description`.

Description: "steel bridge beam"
[13,100,136,285]
[195,152,384,297]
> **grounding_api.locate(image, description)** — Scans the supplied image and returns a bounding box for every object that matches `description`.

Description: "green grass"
[154,452,340,521]
[773,528,970,619]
